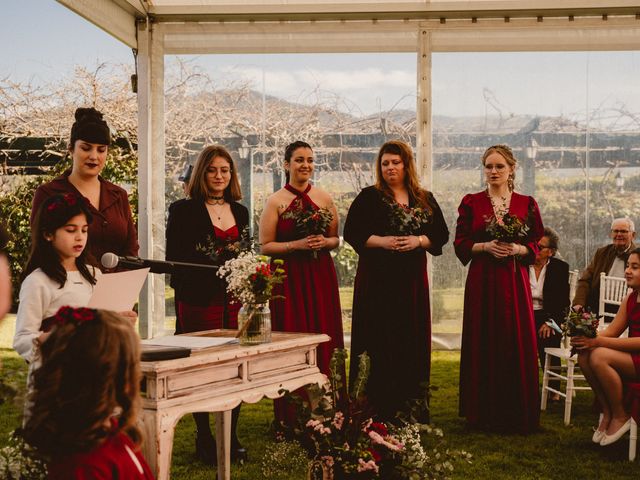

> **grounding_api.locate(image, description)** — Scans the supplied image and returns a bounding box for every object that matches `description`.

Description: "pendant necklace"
[486,188,510,218]
[206,197,226,220]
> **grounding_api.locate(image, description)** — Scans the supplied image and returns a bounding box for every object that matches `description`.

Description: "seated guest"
[22,307,154,479]
[529,227,569,401]
[573,217,636,314]
[572,248,640,446]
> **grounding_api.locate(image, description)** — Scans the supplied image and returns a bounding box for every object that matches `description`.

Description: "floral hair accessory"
[46,193,85,213]
[41,306,97,332]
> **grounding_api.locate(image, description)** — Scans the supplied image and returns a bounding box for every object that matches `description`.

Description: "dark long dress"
[454,191,544,433]
[270,184,344,424]
[344,186,449,421]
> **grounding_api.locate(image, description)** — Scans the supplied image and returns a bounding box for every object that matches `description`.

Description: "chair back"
[598,272,630,327]
[569,269,579,302]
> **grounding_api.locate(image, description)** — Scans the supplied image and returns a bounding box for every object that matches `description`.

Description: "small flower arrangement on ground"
[271,349,471,479]
[196,226,251,265]
[484,213,530,243]
[383,197,431,236]
[0,431,47,480]
[281,200,334,258]
[563,306,600,355]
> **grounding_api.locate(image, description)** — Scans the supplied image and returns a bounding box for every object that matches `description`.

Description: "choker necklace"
[206,196,225,205]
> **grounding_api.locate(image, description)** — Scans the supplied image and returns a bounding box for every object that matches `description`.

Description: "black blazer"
[533,256,570,325]
[166,198,249,305]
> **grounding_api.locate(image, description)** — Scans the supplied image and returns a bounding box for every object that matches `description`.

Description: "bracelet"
[286,242,292,252]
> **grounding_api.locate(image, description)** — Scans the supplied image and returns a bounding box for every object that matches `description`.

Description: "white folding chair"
[569,269,579,303]
[598,272,630,332]
[540,269,591,425]
[541,347,592,425]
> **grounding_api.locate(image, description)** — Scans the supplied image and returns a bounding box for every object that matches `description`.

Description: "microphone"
[100,252,219,274]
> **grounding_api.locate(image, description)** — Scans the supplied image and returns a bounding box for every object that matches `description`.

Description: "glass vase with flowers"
[217,252,285,344]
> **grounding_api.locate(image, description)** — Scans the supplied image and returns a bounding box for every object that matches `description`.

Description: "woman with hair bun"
[23,307,153,479]
[31,107,138,262]
[454,144,544,433]
[259,140,344,428]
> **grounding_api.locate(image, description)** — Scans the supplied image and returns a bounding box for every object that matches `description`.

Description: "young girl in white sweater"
[13,193,99,364]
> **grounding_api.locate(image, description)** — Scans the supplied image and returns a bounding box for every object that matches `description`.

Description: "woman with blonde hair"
[454,144,544,433]
[344,140,449,421]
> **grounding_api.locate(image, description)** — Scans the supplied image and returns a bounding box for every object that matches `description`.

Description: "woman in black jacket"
[166,145,249,465]
[529,226,570,400]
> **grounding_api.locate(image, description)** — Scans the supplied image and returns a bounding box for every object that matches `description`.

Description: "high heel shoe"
[600,418,631,446]
[195,433,217,466]
[231,440,248,463]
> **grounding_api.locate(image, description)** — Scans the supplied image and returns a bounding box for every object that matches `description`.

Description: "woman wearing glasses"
[530,227,570,401]
[454,144,544,433]
[166,145,249,466]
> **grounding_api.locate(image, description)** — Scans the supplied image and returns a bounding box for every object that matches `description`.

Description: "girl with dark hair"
[454,144,544,433]
[31,107,138,262]
[166,144,249,465]
[572,248,640,446]
[344,140,449,421]
[259,140,344,427]
[14,193,99,364]
[23,307,153,479]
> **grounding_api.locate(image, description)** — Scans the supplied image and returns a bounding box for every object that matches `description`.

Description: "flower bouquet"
[485,213,529,243]
[562,306,600,355]
[281,200,334,258]
[196,226,251,265]
[278,350,471,480]
[217,252,285,343]
[383,197,431,236]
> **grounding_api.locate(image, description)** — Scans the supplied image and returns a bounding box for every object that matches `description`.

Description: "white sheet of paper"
[87,268,150,311]
[141,335,238,350]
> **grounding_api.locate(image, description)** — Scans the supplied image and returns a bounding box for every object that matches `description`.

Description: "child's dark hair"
[23,193,96,287]
[284,141,312,183]
[23,308,142,457]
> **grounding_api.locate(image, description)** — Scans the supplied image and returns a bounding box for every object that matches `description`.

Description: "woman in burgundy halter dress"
[259,141,344,427]
[572,248,640,446]
[166,145,249,465]
[455,144,544,434]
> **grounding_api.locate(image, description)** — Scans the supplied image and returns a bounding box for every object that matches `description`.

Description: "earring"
[508,173,515,192]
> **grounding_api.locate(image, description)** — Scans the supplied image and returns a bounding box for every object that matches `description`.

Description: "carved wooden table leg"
[216,410,232,480]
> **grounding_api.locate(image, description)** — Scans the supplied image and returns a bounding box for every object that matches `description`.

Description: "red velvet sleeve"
[454,194,475,266]
[520,196,544,266]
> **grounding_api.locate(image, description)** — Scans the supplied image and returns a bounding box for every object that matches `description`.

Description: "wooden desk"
[139,330,329,480]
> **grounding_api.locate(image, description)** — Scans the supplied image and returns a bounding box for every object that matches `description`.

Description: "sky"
[2,1,639,119]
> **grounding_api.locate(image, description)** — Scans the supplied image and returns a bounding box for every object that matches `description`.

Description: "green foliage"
[0,431,47,480]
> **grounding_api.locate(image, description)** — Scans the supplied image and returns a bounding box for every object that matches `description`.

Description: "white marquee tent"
[56,0,640,337]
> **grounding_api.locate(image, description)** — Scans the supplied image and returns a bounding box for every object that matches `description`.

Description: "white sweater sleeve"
[13,273,51,363]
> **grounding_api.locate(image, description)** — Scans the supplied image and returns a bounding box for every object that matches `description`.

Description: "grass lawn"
[2,320,640,478]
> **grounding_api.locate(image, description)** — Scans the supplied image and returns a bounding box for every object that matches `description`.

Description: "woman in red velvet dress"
[454,144,544,433]
[166,145,249,465]
[572,248,640,446]
[259,140,343,427]
[23,308,154,480]
[344,140,449,422]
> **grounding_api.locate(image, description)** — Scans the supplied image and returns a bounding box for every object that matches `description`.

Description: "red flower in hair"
[45,193,86,214]
[53,306,96,327]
